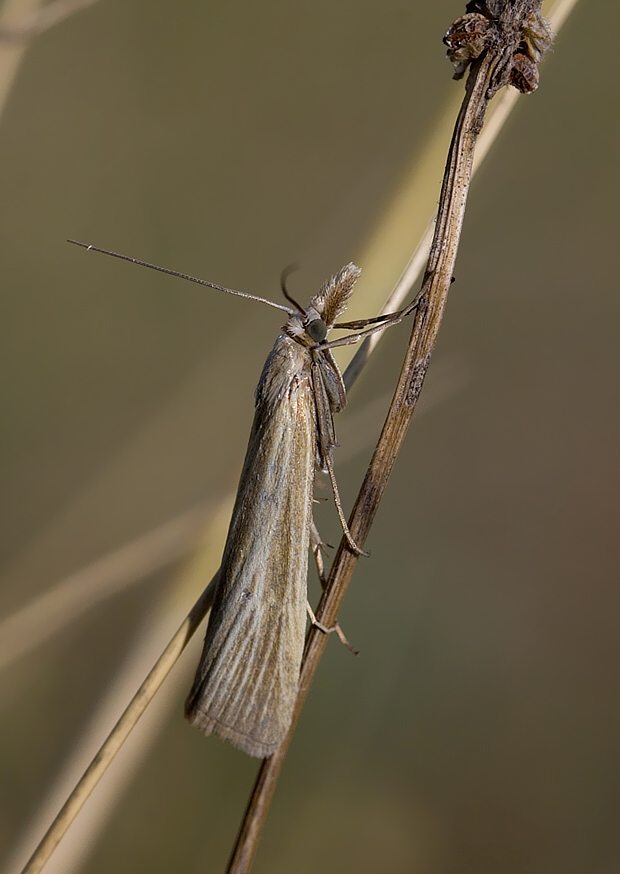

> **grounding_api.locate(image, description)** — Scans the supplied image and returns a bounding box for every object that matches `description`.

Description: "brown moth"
[184,264,368,757]
[184,263,418,757]
[185,264,361,758]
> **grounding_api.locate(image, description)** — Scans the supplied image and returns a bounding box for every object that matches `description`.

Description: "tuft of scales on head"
[311,263,362,329]
[283,262,362,343]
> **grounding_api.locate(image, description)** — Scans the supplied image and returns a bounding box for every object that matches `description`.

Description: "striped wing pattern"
[185,335,316,757]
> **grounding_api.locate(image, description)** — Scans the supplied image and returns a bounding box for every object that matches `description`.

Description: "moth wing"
[185,336,316,758]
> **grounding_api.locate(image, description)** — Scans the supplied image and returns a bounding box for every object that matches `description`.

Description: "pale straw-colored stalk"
[4,500,232,874]
[0,0,99,115]
[0,0,43,116]
[0,504,211,672]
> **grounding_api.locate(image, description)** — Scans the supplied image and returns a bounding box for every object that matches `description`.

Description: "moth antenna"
[280,263,306,315]
[67,240,295,315]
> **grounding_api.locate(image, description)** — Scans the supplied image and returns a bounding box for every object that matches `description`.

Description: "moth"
[184,262,420,757]
[68,242,416,758]
[185,264,370,757]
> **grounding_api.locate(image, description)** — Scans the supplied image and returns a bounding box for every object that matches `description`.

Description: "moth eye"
[306,319,327,343]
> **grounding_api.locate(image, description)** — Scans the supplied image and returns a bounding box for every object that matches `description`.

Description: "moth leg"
[322,297,423,350]
[306,601,359,656]
[310,520,333,588]
[308,521,359,655]
[333,308,415,331]
[324,453,370,557]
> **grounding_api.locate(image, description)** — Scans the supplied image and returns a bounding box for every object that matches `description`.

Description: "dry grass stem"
[9,500,234,874]
[18,576,218,874]
[545,0,580,30]
[0,504,211,671]
[226,2,558,870]
[3,619,201,874]
[0,0,100,115]
[0,0,42,116]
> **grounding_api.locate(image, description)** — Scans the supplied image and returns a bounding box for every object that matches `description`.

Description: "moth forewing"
[185,263,364,757]
[185,335,317,757]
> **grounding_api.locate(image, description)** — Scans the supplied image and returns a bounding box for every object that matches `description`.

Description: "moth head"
[283,305,327,347]
[282,263,361,346]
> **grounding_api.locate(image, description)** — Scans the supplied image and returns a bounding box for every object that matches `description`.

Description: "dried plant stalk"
[0,504,212,672]
[18,578,217,874]
[226,2,554,871]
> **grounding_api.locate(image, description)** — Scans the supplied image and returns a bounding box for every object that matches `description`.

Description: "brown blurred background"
[1,0,619,872]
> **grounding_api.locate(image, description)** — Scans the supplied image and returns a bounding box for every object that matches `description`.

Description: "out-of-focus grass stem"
[0,504,212,672]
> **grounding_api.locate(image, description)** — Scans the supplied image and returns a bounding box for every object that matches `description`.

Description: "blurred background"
[1,0,619,872]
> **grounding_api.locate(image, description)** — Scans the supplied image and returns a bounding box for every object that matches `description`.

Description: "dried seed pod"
[443,12,491,79]
[509,52,539,93]
[521,9,553,63]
